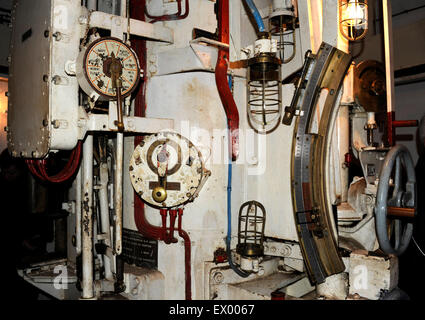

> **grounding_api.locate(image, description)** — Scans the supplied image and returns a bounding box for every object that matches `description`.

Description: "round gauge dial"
[82,37,140,99]
[129,132,208,209]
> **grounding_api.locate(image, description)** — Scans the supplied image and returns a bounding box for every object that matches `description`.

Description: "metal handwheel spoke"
[394,219,401,251]
[392,156,401,198]
[375,144,416,256]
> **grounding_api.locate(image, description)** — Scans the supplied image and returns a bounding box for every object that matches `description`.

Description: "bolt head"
[213,272,224,284]
[78,16,88,24]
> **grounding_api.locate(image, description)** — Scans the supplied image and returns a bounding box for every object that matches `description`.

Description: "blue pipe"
[226,150,250,278]
[242,0,266,33]
[226,74,249,278]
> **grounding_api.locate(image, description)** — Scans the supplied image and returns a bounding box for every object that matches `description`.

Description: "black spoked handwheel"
[375,145,417,256]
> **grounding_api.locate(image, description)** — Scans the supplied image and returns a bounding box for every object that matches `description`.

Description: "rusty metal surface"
[7,0,52,158]
[387,206,415,218]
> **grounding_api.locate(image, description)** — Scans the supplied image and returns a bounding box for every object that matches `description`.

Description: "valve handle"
[375,144,416,256]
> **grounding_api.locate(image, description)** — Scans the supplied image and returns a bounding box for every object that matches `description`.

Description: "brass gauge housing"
[77,37,140,101]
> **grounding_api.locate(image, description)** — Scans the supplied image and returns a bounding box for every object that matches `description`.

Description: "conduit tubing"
[177,208,192,300]
[133,206,192,300]
[26,141,82,183]
[215,0,240,161]
[226,140,249,278]
[242,0,266,33]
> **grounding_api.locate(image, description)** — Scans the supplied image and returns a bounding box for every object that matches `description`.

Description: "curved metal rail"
[291,43,352,284]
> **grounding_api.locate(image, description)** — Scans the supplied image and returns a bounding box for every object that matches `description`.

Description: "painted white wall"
[124,0,306,299]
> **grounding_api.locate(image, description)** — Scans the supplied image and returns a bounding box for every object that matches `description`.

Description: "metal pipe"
[112,0,119,15]
[99,162,113,280]
[76,167,82,255]
[392,120,419,128]
[242,0,266,33]
[387,207,415,219]
[177,208,192,300]
[114,132,124,255]
[120,0,127,16]
[216,0,240,161]
[382,0,395,146]
[87,0,97,11]
[82,135,95,299]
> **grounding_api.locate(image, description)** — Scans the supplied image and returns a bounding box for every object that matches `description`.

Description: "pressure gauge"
[77,37,140,101]
[129,132,211,209]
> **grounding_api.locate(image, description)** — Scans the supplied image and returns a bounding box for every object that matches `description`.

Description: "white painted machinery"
[6,0,420,301]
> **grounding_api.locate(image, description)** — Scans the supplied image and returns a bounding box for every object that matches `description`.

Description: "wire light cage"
[237,201,266,257]
[339,0,368,41]
[270,16,296,63]
[247,41,282,134]
[269,0,297,63]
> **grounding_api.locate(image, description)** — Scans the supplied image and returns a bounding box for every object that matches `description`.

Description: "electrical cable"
[226,157,250,278]
[412,237,425,257]
[26,141,82,183]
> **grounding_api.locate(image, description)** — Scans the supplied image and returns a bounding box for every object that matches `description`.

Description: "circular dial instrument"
[129,132,210,209]
[78,37,140,100]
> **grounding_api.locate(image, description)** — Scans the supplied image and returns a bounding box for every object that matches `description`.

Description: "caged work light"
[237,201,266,258]
[339,0,368,41]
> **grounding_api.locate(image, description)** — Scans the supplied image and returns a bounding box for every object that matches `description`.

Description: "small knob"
[152,186,167,203]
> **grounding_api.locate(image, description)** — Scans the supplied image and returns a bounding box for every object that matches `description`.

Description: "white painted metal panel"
[8,0,53,158]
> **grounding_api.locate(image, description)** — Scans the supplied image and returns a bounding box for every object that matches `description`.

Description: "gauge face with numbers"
[83,37,140,99]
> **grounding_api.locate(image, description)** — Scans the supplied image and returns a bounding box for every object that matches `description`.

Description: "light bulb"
[345,0,365,26]
[339,0,368,41]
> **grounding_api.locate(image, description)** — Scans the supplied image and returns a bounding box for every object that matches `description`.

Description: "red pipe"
[168,209,178,243]
[131,0,192,300]
[392,120,419,128]
[177,208,192,300]
[387,111,419,146]
[215,0,239,161]
[160,209,170,244]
